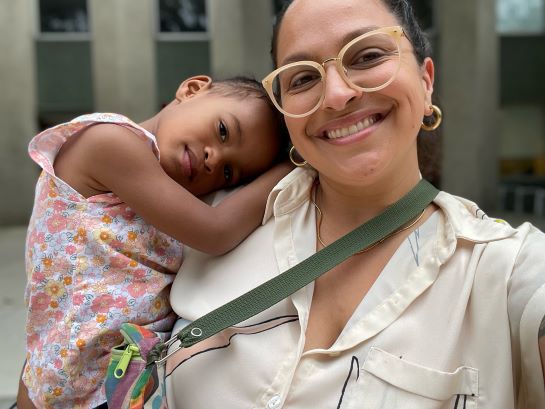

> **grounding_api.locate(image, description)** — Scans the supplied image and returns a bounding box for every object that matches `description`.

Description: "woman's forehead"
[282,0,393,27]
[277,0,397,62]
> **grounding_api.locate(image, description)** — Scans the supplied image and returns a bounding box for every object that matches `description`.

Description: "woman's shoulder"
[435,190,545,244]
[434,190,545,299]
[435,190,545,267]
[262,167,316,221]
[505,221,545,294]
[434,190,519,244]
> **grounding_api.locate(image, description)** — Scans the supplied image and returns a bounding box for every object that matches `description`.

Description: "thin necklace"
[310,181,427,254]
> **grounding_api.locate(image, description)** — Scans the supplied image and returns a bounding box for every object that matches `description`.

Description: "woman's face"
[276,0,435,188]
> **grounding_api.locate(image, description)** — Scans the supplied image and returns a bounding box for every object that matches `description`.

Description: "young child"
[20,75,291,408]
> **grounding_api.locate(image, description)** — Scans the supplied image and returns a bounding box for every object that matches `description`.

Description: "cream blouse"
[167,167,545,409]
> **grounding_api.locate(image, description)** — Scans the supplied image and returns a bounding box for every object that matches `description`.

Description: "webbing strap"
[175,179,439,348]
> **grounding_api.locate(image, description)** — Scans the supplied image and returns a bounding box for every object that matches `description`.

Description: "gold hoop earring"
[289,146,307,167]
[421,104,442,131]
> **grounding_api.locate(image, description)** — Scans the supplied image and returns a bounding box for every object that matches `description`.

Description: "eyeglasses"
[262,26,405,118]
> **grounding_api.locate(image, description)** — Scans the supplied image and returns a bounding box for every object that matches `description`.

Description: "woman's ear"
[175,75,213,102]
[421,57,435,114]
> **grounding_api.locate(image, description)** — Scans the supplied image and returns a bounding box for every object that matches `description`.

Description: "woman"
[167,0,545,407]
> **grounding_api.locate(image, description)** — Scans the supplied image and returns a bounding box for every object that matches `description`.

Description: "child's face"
[155,93,280,196]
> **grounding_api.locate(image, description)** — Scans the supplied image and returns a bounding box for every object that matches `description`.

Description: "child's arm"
[208,160,294,249]
[54,124,292,255]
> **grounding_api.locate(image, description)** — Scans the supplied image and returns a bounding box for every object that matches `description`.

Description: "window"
[158,0,207,33]
[36,0,93,127]
[497,0,544,34]
[155,0,210,105]
[39,0,89,33]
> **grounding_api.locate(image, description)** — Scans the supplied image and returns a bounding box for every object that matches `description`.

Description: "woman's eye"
[349,48,390,68]
[287,72,321,92]
[223,164,233,183]
[219,120,228,143]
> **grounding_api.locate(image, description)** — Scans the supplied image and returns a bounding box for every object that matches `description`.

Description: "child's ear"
[175,75,213,102]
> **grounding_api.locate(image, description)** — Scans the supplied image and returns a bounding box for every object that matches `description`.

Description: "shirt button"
[267,394,282,409]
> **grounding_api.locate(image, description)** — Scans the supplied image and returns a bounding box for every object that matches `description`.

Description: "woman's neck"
[316,169,421,230]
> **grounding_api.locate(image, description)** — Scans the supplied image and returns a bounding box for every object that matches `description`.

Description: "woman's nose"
[321,64,362,111]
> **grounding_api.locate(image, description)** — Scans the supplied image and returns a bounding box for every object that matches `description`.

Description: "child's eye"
[219,120,228,143]
[223,164,233,183]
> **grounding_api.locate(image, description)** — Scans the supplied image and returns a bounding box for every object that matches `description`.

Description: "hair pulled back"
[270,0,440,185]
[271,0,431,66]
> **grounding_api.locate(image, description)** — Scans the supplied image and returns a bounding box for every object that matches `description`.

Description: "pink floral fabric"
[23,113,183,408]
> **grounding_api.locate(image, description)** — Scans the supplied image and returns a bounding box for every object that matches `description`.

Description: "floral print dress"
[23,113,183,408]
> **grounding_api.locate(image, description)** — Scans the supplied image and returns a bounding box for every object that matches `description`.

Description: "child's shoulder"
[71,113,158,150]
[28,114,137,174]
[63,122,153,162]
[79,121,135,140]
[32,113,142,149]
[71,112,135,126]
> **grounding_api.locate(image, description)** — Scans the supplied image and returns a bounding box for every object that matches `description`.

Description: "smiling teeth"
[326,115,379,139]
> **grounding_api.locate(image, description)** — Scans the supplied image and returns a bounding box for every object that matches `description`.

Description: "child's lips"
[181,147,194,179]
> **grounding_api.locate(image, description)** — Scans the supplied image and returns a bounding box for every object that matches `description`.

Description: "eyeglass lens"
[271,31,400,117]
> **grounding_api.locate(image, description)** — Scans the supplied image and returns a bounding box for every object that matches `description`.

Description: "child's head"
[152,75,288,196]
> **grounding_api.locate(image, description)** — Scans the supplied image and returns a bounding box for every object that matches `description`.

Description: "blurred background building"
[0,0,544,403]
[0,0,544,225]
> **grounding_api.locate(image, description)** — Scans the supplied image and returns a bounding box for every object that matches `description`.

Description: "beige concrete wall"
[208,0,274,80]
[89,0,157,121]
[0,0,38,225]
[0,0,507,226]
[437,0,499,210]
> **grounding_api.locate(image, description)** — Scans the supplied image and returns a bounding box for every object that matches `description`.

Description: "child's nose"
[204,146,222,174]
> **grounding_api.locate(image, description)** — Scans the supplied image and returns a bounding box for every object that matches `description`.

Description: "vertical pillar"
[436,0,499,210]
[0,0,37,225]
[208,0,274,80]
[89,0,157,121]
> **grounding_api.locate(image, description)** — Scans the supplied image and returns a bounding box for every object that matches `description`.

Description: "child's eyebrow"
[227,113,242,143]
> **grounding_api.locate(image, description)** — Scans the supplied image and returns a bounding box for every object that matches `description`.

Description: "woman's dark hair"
[271,0,431,67]
[270,0,440,186]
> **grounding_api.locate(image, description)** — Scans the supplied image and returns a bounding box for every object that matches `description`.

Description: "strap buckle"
[155,335,182,366]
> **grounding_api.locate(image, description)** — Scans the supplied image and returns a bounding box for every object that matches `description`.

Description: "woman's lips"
[325,113,383,139]
[311,108,390,140]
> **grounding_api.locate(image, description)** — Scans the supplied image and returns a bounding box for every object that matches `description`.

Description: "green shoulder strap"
[154,179,439,363]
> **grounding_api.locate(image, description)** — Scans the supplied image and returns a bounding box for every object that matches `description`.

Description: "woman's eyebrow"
[340,25,380,45]
[279,26,381,66]
[280,52,315,66]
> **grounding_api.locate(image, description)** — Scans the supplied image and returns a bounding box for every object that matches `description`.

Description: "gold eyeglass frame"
[262,26,406,118]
